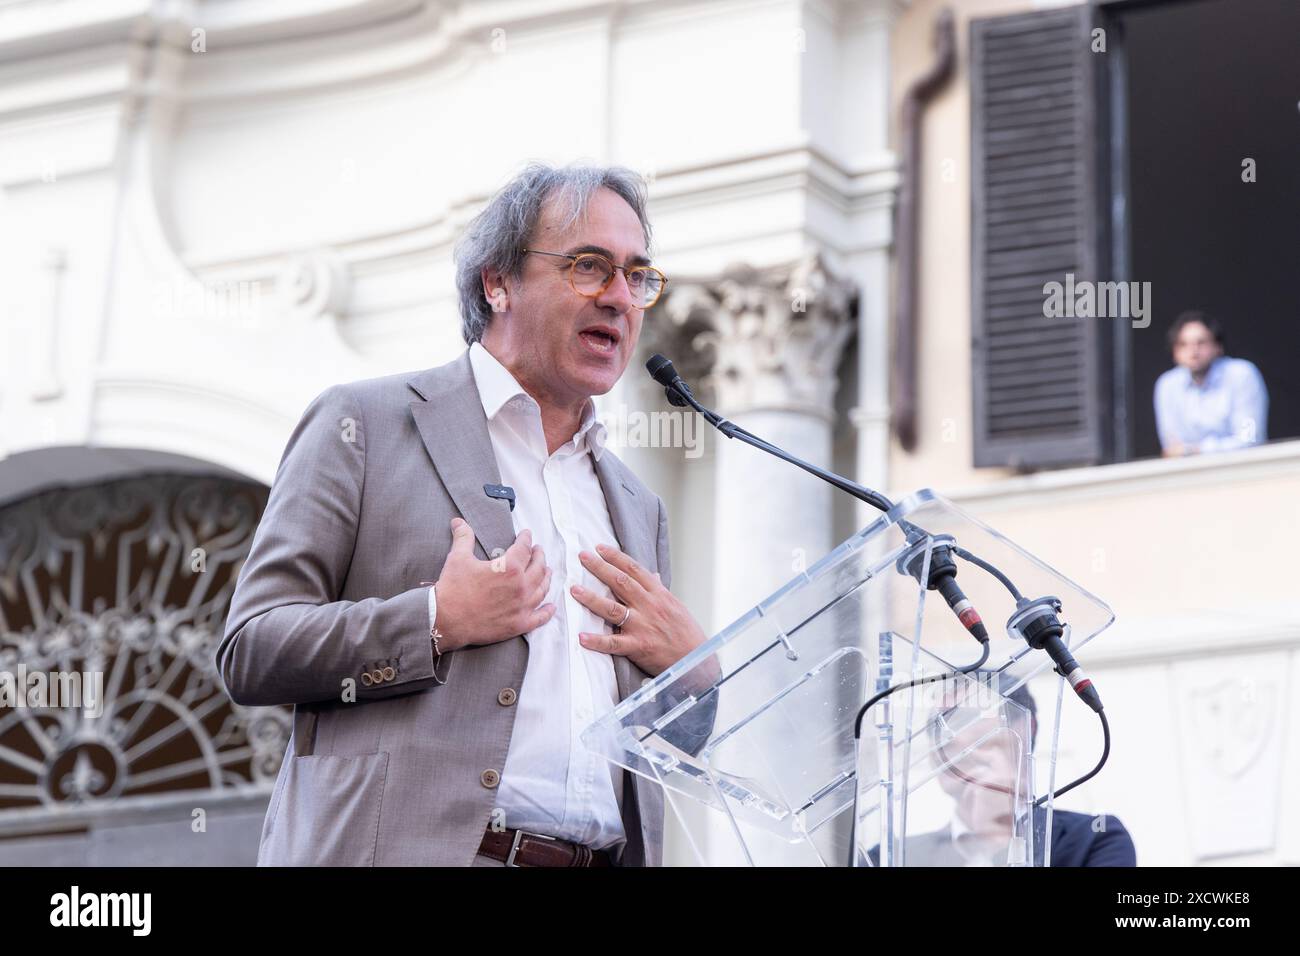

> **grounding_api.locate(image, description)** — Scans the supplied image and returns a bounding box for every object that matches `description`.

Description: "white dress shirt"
[427,342,627,853]
[947,811,1008,867]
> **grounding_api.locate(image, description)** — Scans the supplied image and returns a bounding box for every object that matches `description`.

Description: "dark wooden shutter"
[970,5,1108,468]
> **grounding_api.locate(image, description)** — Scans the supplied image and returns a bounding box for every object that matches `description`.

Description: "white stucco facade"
[0,0,904,865]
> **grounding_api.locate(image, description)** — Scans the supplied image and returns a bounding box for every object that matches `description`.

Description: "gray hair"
[454,162,653,345]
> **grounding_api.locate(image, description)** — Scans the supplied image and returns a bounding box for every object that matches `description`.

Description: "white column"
[701,255,855,622]
[660,253,857,864]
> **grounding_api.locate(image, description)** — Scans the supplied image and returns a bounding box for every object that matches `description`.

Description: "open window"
[970,0,1300,469]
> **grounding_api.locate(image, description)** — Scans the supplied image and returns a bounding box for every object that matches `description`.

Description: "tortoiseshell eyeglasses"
[521,249,667,309]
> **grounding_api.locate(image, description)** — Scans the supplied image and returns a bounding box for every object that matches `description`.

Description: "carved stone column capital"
[652,252,857,420]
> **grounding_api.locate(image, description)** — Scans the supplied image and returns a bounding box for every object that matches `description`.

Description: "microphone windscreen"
[645,353,678,387]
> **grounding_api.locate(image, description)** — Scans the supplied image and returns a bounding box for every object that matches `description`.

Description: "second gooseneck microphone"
[646,352,990,645]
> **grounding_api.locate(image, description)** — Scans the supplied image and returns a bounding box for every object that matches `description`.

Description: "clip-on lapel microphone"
[483,483,516,511]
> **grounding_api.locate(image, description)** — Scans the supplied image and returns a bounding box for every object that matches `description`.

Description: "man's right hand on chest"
[431,517,555,651]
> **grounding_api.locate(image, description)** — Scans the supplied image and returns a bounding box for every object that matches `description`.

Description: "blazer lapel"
[409,352,653,702]
[592,450,652,702]
[407,351,517,562]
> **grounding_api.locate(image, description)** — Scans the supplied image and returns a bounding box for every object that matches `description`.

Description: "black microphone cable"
[851,639,991,741]
[846,638,989,867]
[1034,711,1110,808]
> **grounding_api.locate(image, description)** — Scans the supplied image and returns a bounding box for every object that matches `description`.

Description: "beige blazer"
[217,350,708,865]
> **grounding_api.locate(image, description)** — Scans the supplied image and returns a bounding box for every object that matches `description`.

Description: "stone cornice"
[0,0,916,116]
[176,138,900,278]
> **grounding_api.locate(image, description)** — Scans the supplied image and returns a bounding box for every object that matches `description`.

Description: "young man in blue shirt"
[1154,311,1268,457]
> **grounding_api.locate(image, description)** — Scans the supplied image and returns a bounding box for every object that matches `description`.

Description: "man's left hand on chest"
[572,543,708,677]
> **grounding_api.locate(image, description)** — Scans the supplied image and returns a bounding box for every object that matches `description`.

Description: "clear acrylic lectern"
[582,489,1114,866]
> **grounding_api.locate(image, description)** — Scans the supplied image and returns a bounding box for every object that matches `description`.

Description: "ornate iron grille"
[0,474,287,814]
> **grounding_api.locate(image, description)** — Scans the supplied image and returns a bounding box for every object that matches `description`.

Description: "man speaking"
[217,163,713,867]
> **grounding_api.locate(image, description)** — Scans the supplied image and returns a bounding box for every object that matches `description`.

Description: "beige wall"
[886,0,1300,866]
[888,0,1043,493]
[946,449,1300,628]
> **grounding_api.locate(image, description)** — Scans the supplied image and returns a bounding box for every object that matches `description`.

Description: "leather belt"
[478,826,613,867]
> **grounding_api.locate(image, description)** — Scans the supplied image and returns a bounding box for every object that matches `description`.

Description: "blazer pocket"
[293,705,320,757]
[260,752,389,866]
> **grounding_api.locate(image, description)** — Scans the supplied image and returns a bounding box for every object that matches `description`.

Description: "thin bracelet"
[419,581,447,684]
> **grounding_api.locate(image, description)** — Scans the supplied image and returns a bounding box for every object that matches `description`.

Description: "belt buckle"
[505,829,557,867]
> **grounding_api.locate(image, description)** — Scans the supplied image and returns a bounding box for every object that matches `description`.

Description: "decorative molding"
[837,0,916,29]
[800,0,914,30]
[1,1,766,114]
[655,251,857,418]
[0,0,417,65]
[1171,653,1286,859]
[1186,676,1276,779]
[88,377,300,487]
[0,0,148,67]
[277,250,351,322]
[31,246,66,402]
[0,446,255,511]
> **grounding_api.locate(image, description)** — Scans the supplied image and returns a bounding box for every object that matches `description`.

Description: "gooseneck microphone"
[649,354,986,619]
[646,354,896,515]
[1008,597,1103,713]
[647,352,1102,705]
[897,535,990,645]
[646,352,1110,833]
[649,353,993,647]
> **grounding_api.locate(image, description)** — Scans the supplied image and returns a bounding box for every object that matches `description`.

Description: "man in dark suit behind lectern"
[869,679,1136,867]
